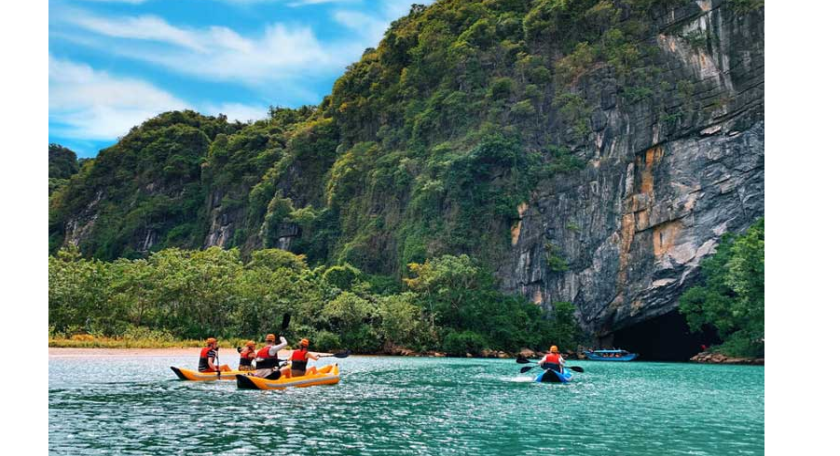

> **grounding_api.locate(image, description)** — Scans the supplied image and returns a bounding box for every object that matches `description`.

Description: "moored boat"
[583,349,638,361]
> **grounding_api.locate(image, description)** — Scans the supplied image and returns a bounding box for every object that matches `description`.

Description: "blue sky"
[49,0,423,157]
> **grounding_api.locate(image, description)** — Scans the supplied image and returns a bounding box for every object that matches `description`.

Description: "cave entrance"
[610,310,720,361]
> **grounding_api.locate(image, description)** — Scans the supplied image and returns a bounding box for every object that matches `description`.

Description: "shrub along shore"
[50,219,762,359]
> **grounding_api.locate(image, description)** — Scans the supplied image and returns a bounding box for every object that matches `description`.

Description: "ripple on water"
[50,356,763,455]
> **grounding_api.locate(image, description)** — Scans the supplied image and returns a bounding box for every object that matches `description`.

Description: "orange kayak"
[236,364,340,390]
[170,366,245,381]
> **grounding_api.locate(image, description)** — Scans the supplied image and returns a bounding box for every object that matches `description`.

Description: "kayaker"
[238,340,257,371]
[252,334,288,378]
[198,338,230,373]
[538,345,566,373]
[281,338,320,378]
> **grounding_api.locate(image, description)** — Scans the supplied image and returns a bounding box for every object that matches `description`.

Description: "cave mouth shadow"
[610,310,720,362]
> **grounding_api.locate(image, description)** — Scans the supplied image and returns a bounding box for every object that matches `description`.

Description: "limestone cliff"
[498,0,763,339]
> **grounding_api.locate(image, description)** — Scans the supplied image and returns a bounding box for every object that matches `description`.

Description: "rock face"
[204,189,240,249]
[691,351,764,365]
[498,1,764,340]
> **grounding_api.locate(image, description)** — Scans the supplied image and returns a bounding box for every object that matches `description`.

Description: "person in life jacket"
[538,345,566,373]
[280,339,320,378]
[251,334,288,378]
[198,338,231,373]
[237,340,257,371]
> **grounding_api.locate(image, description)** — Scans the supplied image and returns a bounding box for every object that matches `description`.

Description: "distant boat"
[584,349,638,361]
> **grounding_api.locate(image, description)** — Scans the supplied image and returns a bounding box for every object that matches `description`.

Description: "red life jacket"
[198,346,216,371]
[255,345,279,369]
[239,348,255,367]
[290,349,308,371]
[545,353,561,364]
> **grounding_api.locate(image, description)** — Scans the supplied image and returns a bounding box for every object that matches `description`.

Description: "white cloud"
[384,0,426,18]
[50,56,271,140]
[288,0,360,6]
[203,103,267,123]
[219,0,359,5]
[332,10,389,44]
[61,11,340,87]
[56,1,427,94]
[49,56,190,140]
[75,0,149,4]
[332,1,429,48]
[71,14,207,51]
[74,0,351,4]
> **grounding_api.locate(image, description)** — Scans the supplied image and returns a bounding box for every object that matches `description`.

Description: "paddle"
[515,355,531,364]
[215,344,223,379]
[258,313,294,380]
[319,350,351,359]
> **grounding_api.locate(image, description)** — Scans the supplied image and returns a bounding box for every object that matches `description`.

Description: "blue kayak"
[534,368,572,383]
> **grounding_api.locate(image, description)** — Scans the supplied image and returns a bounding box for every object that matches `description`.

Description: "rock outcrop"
[691,351,764,365]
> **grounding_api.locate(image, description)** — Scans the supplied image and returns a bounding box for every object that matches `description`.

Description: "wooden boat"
[583,349,638,361]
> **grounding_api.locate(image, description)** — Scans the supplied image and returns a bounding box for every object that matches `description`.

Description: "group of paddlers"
[198,334,320,379]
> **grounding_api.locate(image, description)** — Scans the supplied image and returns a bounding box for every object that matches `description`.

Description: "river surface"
[49,353,763,455]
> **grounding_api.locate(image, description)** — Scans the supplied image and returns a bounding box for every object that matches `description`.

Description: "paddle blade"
[520,365,536,374]
[281,313,291,330]
[569,366,584,373]
[332,350,351,359]
[515,355,531,364]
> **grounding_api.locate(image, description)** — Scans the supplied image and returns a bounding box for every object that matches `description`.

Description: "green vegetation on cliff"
[679,218,764,357]
[49,112,242,259]
[49,144,86,254]
[49,0,707,275]
[49,144,79,180]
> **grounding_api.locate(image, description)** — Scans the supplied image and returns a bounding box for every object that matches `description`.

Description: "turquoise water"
[49,355,763,455]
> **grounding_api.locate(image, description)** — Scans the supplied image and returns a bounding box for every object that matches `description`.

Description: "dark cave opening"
[610,310,720,362]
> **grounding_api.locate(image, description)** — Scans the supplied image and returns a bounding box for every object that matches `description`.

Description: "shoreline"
[48,347,765,365]
[46,347,519,359]
[48,347,332,358]
[690,351,764,365]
